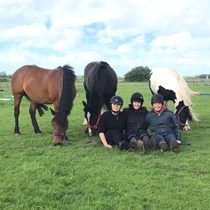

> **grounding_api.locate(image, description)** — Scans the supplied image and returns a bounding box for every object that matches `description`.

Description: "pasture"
[0,80,210,210]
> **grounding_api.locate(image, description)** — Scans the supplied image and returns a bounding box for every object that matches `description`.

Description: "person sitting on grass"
[145,94,181,152]
[97,95,129,150]
[123,92,151,152]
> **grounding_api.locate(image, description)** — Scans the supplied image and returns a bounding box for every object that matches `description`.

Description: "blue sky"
[0,0,210,76]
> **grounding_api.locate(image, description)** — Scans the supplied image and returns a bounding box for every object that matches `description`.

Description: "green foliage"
[0,81,210,209]
[199,74,210,78]
[124,66,151,82]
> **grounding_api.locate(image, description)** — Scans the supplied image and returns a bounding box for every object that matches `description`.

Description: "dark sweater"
[98,111,126,134]
[123,105,149,136]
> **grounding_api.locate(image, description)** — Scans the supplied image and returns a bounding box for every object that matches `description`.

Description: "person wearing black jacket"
[97,95,129,150]
[123,92,151,152]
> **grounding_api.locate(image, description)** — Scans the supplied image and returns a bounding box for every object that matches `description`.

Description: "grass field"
[0,80,210,210]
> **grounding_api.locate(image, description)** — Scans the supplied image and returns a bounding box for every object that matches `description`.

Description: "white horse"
[149,67,198,130]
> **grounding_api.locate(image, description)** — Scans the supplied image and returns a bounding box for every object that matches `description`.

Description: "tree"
[124,66,151,82]
[0,71,8,82]
[0,71,7,77]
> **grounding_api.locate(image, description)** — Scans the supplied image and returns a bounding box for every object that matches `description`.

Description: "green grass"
[0,81,210,210]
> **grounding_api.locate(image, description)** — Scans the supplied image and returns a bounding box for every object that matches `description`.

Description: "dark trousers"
[105,130,126,146]
[126,133,149,142]
[152,133,176,145]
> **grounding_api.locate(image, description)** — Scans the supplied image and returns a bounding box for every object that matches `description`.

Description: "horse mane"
[171,69,198,121]
[54,65,76,126]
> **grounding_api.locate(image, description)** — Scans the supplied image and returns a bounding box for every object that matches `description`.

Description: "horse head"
[175,100,192,130]
[157,85,177,103]
[82,101,101,136]
[51,110,69,145]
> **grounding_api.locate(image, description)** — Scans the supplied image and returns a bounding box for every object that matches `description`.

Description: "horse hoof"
[62,136,68,141]
[15,133,20,136]
[54,142,62,146]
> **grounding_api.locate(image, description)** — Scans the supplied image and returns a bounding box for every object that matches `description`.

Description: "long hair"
[54,65,76,126]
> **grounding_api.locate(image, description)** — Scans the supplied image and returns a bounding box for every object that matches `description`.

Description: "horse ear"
[50,108,56,115]
[82,101,87,108]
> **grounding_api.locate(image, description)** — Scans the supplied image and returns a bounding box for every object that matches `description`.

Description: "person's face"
[111,103,121,112]
[152,102,163,112]
[132,101,141,110]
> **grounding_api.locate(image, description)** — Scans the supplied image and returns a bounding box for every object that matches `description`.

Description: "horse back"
[12,65,63,104]
[84,61,117,95]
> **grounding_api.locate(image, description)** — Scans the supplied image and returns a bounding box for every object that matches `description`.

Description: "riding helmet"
[110,95,123,105]
[151,94,164,105]
[130,92,144,105]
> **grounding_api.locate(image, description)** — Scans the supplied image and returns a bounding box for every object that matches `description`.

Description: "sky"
[0,0,210,77]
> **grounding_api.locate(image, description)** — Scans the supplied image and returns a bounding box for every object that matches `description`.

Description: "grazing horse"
[83,61,118,136]
[11,65,76,145]
[149,67,198,130]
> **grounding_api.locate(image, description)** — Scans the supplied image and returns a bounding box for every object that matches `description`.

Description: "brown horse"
[11,65,76,145]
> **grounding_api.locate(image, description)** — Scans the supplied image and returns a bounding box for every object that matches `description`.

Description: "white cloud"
[150,32,192,48]
[0,0,210,76]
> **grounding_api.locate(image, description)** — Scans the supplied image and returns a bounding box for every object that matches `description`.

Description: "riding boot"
[136,140,144,151]
[143,135,150,153]
[129,137,137,151]
[170,139,179,153]
[150,135,158,151]
[159,141,170,152]
[118,141,129,150]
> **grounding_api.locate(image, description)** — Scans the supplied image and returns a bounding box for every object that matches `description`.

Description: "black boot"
[129,137,137,151]
[118,141,129,150]
[143,136,150,152]
[150,135,158,151]
[159,141,170,152]
[170,139,179,153]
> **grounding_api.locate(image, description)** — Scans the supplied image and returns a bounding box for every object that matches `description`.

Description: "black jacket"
[123,105,149,137]
[98,111,126,134]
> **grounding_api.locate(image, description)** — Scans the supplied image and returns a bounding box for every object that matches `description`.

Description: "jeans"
[152,133,176,145]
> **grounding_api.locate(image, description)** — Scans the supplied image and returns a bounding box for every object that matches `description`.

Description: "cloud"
[0,0,210,76]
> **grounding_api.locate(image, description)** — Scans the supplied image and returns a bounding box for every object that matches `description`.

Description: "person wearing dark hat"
[123,92,151,152]
[97,95,129,150]
[145,94,180,152]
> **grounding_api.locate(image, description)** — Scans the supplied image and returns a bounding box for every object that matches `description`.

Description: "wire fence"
[185,77,210,86]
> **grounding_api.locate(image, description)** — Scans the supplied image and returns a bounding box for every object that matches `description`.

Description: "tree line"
[1,68,209,82]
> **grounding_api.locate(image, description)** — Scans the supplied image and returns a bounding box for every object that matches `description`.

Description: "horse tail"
[24,94,49,116]
[58,65,76,116]
[176,74,199,121]
[37,104,49,116]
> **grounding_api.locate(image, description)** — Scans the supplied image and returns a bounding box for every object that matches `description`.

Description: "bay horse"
[11,65,76,145]
[83,61,118,136]
[149,67,198,130]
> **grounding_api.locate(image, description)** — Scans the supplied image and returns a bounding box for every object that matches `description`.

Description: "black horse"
[83,61,118,136]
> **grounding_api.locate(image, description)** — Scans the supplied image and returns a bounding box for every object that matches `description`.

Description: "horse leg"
[62,132,68,141]
[29,102,42,134]
[104,95,112,111]
[14,95,23,135]
[183,119,190,130]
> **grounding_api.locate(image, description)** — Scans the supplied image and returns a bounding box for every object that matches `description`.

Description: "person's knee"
[150,135,158,150]
[143,135,150,143]
[128,134,137,141]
